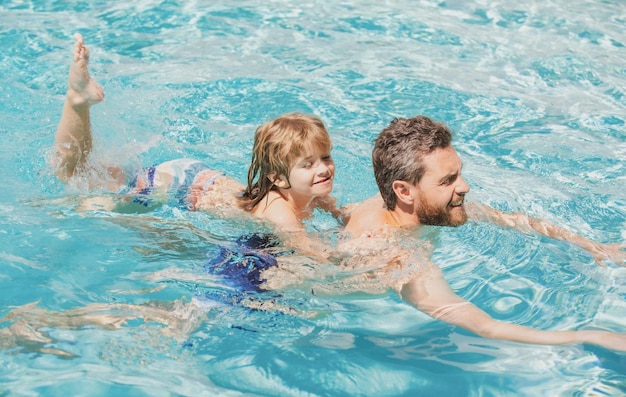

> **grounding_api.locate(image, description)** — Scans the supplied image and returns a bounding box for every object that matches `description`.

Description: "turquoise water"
[1,0,625,396]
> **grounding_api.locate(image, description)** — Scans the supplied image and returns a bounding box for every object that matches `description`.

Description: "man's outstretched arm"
[467,202,625,267]
[399,259,626,351]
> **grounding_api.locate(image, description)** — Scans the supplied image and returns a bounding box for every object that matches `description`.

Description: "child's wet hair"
[239,113,332,211]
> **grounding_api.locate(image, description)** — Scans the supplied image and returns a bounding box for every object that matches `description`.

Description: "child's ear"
[268,172,290,188]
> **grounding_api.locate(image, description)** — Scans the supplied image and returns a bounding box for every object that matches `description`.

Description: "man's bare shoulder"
[344,194,389,236]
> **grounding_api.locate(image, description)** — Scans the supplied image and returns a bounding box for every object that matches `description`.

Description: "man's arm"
[399,259,626,351]
[467,202,625,267]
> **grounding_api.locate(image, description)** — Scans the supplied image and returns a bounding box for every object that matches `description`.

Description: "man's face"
[413,146,469,226]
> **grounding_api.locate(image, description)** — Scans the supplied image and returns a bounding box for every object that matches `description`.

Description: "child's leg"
[53,33,106,183]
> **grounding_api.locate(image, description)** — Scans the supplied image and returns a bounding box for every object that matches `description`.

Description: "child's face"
[285,150,335,199]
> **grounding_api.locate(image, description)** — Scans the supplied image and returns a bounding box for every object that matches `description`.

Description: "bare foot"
[67,33,104,107]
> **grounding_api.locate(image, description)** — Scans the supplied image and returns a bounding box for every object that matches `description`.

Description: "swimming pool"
[1,0,625,395]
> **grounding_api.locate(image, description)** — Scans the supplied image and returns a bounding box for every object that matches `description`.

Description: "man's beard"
[417,196,468,227]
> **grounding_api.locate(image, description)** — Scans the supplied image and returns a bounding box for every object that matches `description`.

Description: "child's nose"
[317,162,330,174]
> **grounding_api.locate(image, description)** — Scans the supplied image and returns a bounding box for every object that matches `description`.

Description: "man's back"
[344,194,393,237]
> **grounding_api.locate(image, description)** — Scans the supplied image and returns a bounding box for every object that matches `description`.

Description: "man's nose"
[456,176,469,194]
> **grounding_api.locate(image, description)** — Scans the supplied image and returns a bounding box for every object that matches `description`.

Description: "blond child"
[53,33,339,236]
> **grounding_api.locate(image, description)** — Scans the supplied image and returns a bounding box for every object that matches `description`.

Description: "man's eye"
[443,176,456,185]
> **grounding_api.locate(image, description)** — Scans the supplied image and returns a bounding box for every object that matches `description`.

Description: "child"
[53,33,339,235]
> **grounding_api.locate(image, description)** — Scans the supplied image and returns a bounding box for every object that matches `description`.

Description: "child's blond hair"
[239,113,332,212]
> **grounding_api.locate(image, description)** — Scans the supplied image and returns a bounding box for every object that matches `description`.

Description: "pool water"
[1,0,625,396]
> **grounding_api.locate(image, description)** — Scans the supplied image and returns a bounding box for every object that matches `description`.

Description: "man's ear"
[392,180,414,205]
[268,172,290,188]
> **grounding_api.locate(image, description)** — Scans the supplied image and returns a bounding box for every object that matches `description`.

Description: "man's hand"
[584,242,626,268]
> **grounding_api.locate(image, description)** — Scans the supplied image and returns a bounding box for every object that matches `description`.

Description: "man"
[342,115,626,350]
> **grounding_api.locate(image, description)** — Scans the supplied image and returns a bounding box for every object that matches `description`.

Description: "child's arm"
[310,195,362,225]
